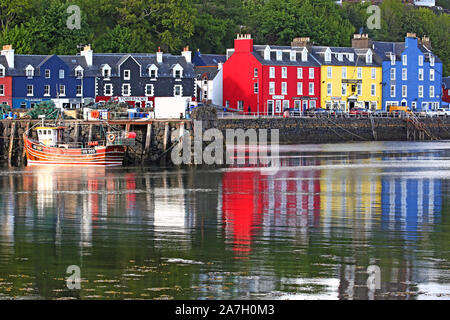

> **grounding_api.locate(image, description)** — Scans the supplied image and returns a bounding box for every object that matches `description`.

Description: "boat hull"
[24,134,126,167]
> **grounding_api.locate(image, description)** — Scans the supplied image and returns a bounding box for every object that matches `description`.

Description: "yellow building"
[312,44,382,111]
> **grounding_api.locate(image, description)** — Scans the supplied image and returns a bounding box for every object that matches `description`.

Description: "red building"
[0,45,14,107]
[443,77,450,106]
[223,35,321,115]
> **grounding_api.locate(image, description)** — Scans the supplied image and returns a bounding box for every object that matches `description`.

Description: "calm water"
[0,141,450,300]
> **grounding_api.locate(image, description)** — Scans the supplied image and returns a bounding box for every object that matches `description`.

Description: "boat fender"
[107,134,116,143]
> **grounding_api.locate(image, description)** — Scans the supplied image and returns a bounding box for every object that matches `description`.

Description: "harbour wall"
[1,106,450,167]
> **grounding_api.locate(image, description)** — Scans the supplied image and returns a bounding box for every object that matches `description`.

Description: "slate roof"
[194,66,220,80]
[91,53,195,78]
[372,41,442,63]
[251,45,320,67]
[310,46,382,67]
[8,55,48,76]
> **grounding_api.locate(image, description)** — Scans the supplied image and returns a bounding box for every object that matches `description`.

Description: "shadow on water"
[0,141,449,300]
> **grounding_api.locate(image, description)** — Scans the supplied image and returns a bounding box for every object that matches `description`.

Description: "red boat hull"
[23,134,126,167]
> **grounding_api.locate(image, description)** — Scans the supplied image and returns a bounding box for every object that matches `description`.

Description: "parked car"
[306,108,329,117]
[372,110,388,117]
[417,109,438,118]
[286,108,302,117]
[391,110,409,117]
[329,109,348,117]
[436,108,450,117]
[349,108,370,116]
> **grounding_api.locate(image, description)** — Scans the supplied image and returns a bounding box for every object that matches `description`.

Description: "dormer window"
[391,54,396,65]
[348,53,354,62]
[102,65,111,79]
[430,55,435,66]
[172,64,183,79]
[366,51,372,64]
[290,51,296,62]
[75,66,83,78]
[337,54,343,62]
[419,55,423,66]
[276,50,282,61]
[325,49,331,63]
[26,65,34,78]
[301,49,308,62]
[149,64,158,79]
[0,65,5,77]
[264,47,270,60]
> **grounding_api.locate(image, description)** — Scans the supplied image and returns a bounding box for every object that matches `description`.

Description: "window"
[59,85,65,96]
[269,67,275,78]
[27,85,33,96]
[75,68,83,78]
[44,85,50,96]
[237,101,244,111]
[371,84,376,96]
[342,84,347,96]
[297,68,303,79]
[124,69,130,80]
[402,55,407,66]
[254,68,258,77]
[0,85,4,95]
[419,69,424,80]
[122,84,131,96]
[341,67,347,79]
[290,51,296,61]
[145,84,154,96]
[297,82,303,95]
[402,85,407,98]
[76,85,82,96]
[275,100,281,113]
[59,69,64,79]
[430,69,435,81]
[430,85,435,98]
[281,67,287,78]
[419,55,423,66]
[348,53,354,62]
[45,69,50,78]
[301,50,307,62]
[418,85,423,98]
[327,67,332,79]
[357,68,362,79]
[325,50,331,62]
[430,56,435,67]
[0,67,4,77]
[327,83,332,96]
[366,52,372,64]
[390,68,396,81]
[390,85,395,97]
[357,83,362,96]
[174,85,182,96]
[309,83,314,95]
[104,84,113,96]
[337,53,343,62]
[175,70,182,79]
[412,101,417,110]
[281,82,287,95]
[309,68,314,79]
[310,100,316,109]
[402,68,407,81]
[283,100,289,110]
[371,68,376,80]
[150,69,157,78]
[269,82,275,95]
[391,55,396,65]
[26,67,34,78]
[276,50,282,61]
[103,68,110,78]
[254,82,259,94]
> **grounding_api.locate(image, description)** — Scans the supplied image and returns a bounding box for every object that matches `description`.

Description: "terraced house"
[311,34,382,112]
[372,33,443,111]
[93,46,195,118]
[0,45,96,109]
[223,35,321,115]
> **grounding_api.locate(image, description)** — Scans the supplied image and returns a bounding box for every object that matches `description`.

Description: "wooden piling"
[178,122,185,153]
[163,122,169,152]
[8,121,15,168]
[143,123,152,163]
[88,124,93,142]
[21,122,30,166]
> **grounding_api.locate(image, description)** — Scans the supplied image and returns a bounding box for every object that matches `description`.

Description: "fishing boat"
[23,123,136,167]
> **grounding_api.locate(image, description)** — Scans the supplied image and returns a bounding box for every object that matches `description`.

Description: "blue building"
[373,34,443,112]
[4,46,96,109]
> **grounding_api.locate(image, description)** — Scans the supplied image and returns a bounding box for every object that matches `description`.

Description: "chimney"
[181,45,192,63]
[234,34,253,53]
[405,33,418,48]
[157,46,163,63]
[352,34,372,49]
[291,37,310,48]
[80,44,93,67]
[406,32,417,38]
[419,35,432,50]
[1,45,14,68]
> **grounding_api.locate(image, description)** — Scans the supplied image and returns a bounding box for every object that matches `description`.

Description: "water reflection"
[0,141,449,300]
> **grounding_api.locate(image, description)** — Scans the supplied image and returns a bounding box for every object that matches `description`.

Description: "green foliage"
[27,100,59,120]
[0,0,447,75]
